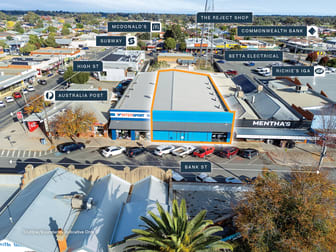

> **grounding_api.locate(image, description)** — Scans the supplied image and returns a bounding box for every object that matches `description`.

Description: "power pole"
[317,137,327,173]
[43,101,52,144]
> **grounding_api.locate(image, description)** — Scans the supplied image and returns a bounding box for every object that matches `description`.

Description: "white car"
[0,100,5,107]
[172,171,185,182]
[196,173,217,183]
[27,85,35,92]
[101,146,126,157]
[171,145,196,158]
[225,177,243,184]
[154,145,175,156]
[5,96,14,103]
[21,88,28,94]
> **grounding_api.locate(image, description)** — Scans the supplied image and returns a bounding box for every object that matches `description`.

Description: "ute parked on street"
[193,146,215,158]
[171,145,196,158]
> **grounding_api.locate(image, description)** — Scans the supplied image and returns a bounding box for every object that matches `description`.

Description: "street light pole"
[317,137,327,173]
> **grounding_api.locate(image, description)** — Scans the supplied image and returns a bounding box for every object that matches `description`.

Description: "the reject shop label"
[225,51,283,61]
[272,66,325,77]
[197,12,253,23]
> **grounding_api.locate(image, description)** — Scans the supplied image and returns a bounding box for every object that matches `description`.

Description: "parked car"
[286,140,296,149]
[125,147,145,158]
[239,148,259,159]
[27,85,35,92]
[0,100,5,107]
[225,69,238,76]
[244,61,255,66]
[37,79,47,85]
[154,145,175,156]
[217,60,225,63]
[225,177,243,184]
[172,171,185,182]
[101,146,126,157]
[12,92,22,99]
[5,96,14,103]
[172,145,196,158]
[21,88,28,94]
[58,69,65,75]
[216,147,239,159]
[196,173,217,183]
[57,142,85,154]
[193,146,215,158]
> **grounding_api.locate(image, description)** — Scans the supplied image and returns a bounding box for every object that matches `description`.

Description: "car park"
[239,148,259,159]
[225,177,243,184]
[215,147,239,159]
[125,147,145,158]
[0,100,5,107]
[193,146,215,158]
[196,173,217,183]
[172,171,185,182]
[37,79,47,85]
[172,145,196,158]
[57,142,85,154]
[154,145,175,156]
[101,146,126,157]
[244,61,255,66]
[27,85,35,92]
[5,96,14,103]
[13,92,22,99]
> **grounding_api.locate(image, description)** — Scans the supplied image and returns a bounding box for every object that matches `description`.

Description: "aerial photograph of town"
[0,0,335,251]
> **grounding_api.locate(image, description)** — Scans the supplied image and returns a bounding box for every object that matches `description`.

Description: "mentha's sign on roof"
[252,120,291,127]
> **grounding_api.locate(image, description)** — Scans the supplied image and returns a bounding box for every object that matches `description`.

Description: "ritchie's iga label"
[272,66,314,76]
[237,26,307,37]
[225,50,283,61]
[197,12,253,23]
[73,61,102,72]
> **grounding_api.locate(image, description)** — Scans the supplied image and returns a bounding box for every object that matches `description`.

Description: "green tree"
[137,40,146,50]
[19,43,37,54]
[137,33,150,40]
[235,169,336,252]
[165,37,176,50]
[63,23,72,29]
[6,35,13,41]
[0,40,9,49]
[23,11,40,24]
[28,35,43,48]
[46,26,57,33]
[179,41,186,51]
[35,19,44,28]
[64,66,90,84]
[61,26,70,35]
[76,23,84,28]
[128,199,233,251]
[14,22,24,34]
[44,33,58,47]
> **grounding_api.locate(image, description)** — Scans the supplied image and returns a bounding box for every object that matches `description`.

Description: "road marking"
[39,151,42,157]
[43,151,46,156]
[28,150,31,157]
[17,150,21,158]
[33,151,36,158]
[5,150,9,157]
[23,150,26,157]
[248,158,259,165]
[12,150,16,158]
[1,150,5,156]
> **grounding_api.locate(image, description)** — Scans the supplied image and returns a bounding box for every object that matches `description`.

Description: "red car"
[12,92,22,99]
[193,146,215,158]
[216,147,239,159]
[225,70,238,76]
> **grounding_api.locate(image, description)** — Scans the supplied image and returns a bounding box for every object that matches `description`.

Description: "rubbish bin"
[40,138,46,145]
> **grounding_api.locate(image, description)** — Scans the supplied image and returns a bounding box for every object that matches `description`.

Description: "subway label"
[96,36,126,46]
[272,66,315,76]
[126,36,137,47]
[180,161,211,173]
[73,61,102,72]
[197,12,253,23]
[237,26,307,37]
[225,51,283,61]
[108,22,151,32]
[54,90,108,101]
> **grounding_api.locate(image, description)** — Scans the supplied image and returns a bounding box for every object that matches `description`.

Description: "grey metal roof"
[153,121,232,132]
[109,120,150,131]
[0,70,37,91]
[0,168,91,252]
[0,175,21,211]
[67,174,131,252]
[55,38,72,45]
[111,176,169,245]
[153,70,227,112]
[245,92,280,119]
[232,74,256,94]
[115,72,157,110]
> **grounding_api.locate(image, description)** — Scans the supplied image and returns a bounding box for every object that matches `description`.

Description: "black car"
[239,148,259,159]
[125,147,145,158]
[57,142,85,154]
[37,79,47,85]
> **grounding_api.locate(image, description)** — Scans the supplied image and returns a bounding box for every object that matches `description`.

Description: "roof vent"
[209,92,214,95]
[215,105,221,109]
[144,95,151,99]
[211,97,217,101]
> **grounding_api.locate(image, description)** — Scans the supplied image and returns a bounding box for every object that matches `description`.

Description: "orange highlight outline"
[150,69,236,145]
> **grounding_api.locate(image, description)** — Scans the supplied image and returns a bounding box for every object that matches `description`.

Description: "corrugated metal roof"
[0,168,92,252]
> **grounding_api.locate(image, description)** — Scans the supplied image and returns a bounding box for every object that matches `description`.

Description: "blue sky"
[0,0,335,15]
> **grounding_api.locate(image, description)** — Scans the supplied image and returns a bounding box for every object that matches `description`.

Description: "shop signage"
[197,12,253,23]
[237,26,307,37]
[110,110,150,121]
[225,51,283,61]
[272,66,314,76]
[236,119,312,129]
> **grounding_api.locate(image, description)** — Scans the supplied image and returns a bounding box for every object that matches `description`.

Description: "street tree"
[19,43,37,54]
[43,33,58,47]
[165,37,176,50]
[128,199,233,251]
[319,56,329,66]
[51,107,97,139]
[14,21,24,34]
[306,51,318,64]
[61,26,70,35]
[235,168,336,252]
[64,66,90,84]
[24,95,51,115]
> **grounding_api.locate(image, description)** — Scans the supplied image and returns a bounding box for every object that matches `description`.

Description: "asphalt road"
[0,145,323,182]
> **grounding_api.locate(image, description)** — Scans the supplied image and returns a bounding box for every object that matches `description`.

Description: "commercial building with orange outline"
[150,69,235,144]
